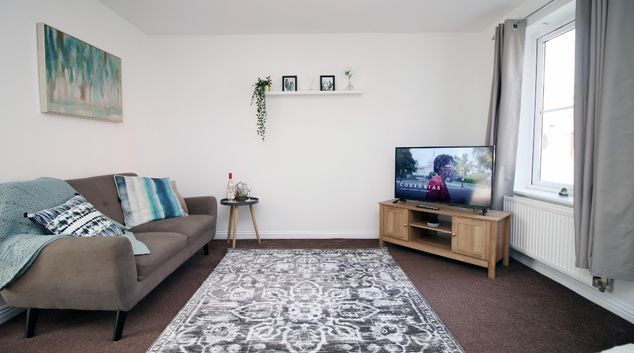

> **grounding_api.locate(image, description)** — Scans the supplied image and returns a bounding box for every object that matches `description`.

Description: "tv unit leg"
[503,218,511,266]
[488,265,497,279]
[379,237,384,247]
[488,224,498,279]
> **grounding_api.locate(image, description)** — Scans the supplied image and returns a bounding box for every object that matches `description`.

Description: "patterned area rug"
[147,248,464,353]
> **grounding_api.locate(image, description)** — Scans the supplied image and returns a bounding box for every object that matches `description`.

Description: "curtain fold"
[486,20,526,210]
[574,0,634,280]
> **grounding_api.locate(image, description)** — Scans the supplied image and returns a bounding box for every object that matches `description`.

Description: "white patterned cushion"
[27,194,126,236]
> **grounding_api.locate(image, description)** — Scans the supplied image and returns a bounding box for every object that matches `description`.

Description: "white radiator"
[503,196,592,284]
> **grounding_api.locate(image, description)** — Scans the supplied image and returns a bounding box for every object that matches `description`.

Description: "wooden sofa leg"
[25,308,39,338]
[203,244,209,255]
[112,310,127,341]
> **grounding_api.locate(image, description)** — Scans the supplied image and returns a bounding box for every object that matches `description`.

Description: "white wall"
[0,1,493,238]
[142,33,493,237]
[0,0,151,182]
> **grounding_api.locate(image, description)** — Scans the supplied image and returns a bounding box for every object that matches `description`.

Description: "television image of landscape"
[395,146,494,208]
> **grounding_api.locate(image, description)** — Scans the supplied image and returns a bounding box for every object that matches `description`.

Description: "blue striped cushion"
[114,175,186,228]
[27,194,126,236]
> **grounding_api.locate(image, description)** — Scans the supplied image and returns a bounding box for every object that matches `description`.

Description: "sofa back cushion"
[66,173,136,225]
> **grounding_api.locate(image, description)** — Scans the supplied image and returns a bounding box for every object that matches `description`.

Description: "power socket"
[592,276,612,292]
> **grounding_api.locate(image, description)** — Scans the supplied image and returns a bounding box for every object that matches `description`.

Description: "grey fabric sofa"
[0,173,217,341]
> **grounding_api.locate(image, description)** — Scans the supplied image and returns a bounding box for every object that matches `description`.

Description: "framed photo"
[320,75,335,91]
[282,76,297,91]
[37,23,122,122]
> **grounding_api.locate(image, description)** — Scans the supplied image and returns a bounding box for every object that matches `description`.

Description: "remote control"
[415,204,439,210]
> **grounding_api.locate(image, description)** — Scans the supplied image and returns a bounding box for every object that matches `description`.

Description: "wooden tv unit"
[379,200,511,279]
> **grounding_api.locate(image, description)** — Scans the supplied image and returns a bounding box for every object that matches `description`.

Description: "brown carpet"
[0,239,632,353]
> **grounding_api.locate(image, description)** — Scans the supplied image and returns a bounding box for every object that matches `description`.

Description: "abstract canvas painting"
[37,23,122,122]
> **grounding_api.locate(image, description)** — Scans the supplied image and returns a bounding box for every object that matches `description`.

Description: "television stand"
[379,200,511,279]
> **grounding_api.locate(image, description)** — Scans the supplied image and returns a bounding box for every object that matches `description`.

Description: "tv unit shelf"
[411,232,452,250]
[379,200,511,279]
[409,221,454,235]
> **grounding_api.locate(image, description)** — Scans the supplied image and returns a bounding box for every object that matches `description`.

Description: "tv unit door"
[381,207,409,241]
[451,217,487,259]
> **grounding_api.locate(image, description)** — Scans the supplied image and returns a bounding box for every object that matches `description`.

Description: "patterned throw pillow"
[27,194,126,236]
[114,175,186,228]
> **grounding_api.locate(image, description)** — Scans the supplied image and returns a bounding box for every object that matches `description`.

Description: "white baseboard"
[0,302,23,325]
[511,249,634,324]
[219,230,380,240]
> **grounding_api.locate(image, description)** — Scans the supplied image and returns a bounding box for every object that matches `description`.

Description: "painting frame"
[320,75,335,91]
[37,23,123,122]
[282,76,297,92]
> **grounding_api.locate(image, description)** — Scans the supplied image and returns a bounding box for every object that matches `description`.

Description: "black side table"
[220,197,261,249]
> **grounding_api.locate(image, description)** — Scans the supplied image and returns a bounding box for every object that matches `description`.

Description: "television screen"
[395,146,494,208]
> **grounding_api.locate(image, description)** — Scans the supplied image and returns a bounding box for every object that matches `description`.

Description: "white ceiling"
[98,0,528,35]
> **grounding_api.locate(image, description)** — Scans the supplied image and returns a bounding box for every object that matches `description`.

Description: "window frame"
[530,21,575,191]
[514,1,576,204]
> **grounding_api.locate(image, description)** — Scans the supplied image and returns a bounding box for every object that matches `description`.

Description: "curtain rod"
[512,0,557,28]
[492,0,557,39]
[521,0,557,21]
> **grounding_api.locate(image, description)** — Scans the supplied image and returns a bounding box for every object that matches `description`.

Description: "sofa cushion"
[114,175,186,228]
[27,194,126,237]
[133,232,187,281]
[130,215,215,244]
[170,180,189,214]
[67,173,136,225]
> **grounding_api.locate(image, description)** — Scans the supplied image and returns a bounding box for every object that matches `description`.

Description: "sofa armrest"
[1,236,138,311]
[184,196,218,217]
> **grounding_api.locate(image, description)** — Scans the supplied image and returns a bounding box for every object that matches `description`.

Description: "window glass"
[535,27,575,187]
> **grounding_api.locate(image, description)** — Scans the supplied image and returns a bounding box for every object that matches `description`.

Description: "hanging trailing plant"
[250,76,272,140]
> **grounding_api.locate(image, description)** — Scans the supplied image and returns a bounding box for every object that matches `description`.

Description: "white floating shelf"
[266,90,363,96]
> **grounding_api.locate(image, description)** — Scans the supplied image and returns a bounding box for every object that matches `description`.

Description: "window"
[532,23,575,188]
[514,2,575,203]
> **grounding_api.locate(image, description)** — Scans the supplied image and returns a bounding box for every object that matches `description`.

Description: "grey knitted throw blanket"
[0,177,74,290]
[0,177,151,291]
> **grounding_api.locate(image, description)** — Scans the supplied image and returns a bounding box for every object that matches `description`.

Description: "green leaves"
[251,76,271,141]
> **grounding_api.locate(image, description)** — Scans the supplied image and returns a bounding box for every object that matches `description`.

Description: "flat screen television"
[395,146,495,209]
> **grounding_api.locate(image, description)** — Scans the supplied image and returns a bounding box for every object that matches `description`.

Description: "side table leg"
[249,205,262,244]
[227,206,234,244]
[232,207,239,249]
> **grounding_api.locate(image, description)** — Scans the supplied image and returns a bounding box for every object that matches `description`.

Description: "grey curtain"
[574,0,634,280]
[486,20,526,210]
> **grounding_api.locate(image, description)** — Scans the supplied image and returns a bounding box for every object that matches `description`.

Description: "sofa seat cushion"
[134,232,187,281]
[130,215,215,244]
